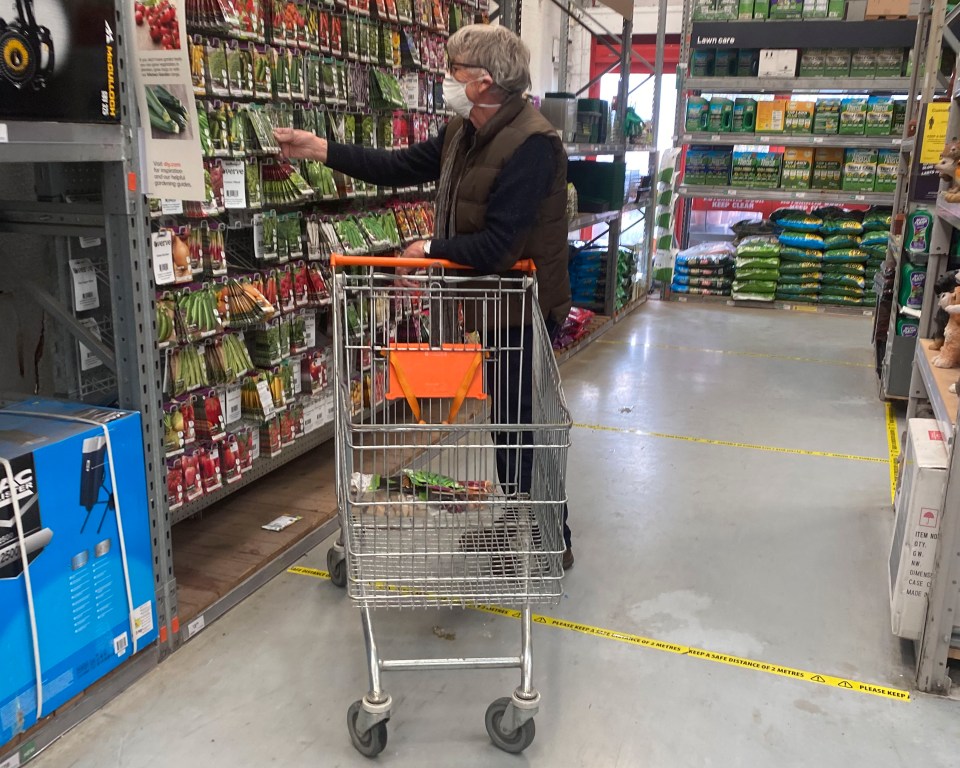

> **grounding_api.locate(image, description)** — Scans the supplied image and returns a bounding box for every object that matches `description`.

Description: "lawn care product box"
[875,149,899,192]
[769,0,804,17]
[839,98,868,135]
[889,419,947,641]
[758,49,799,77]
[842,147,878,191]
[814,99,841,134]
[753,0,770,16]
[876,48,905,77]
[824,49,852,76]
[0,0,120,122]
[731,150,782,188]
[693,0,740,19]
[785,101,815,133]
[865,96,894,136]
[782,148,814,189]
[739,0,756,17]
[685,148,732,186]
[813,147,844,189]
[0,400,158,746]
[756,100,787,133]
[850,48,878,77]
[799,48,828,76]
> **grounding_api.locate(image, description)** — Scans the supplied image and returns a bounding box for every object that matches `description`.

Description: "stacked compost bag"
[670,241,736,296]
[733,235,780,301]
[771,206,888,306]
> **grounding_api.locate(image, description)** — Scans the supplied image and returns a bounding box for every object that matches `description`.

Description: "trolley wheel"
[347,700,388,758]
[327,547,346,588]
[484,697,535,754]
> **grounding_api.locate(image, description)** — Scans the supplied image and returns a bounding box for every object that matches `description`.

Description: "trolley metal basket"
[325,255,571,756]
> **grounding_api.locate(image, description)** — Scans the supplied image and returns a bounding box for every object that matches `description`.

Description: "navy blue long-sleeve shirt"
[325,125,556,274]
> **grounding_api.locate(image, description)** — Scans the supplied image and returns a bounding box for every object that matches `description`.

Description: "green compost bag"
[780,261,823,274]
[819,293,864,305]
[823,262,866,276]
[822,248,868,264]
[778,273,822,284]
[863,207,893,231]
[822,273,866,290]
[736,236,781,258]
[779,247,824,262]
[824,234,862,250]
[736,268,781,282]
[776,282,821,295]
[776,291,818,303]
[820,217,864,235]
[861,231,890,248]
[735,255,780,271]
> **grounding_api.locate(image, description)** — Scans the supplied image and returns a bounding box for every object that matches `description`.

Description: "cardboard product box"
[706,150,734,184]
[770,0,804,16]
[824,49,852,76]
[892,99,906,134]
[799,48,827,76]
[813,99,842,134]
[842,147,878,190]
[813,147,844,189]
[828,0,846,14]
[866,0,911,15]
[839,98,868,135]
[846,0,868,18]
[850,48,879,77]
[875,148,899,192]
[0,0,120,122]
[693,0,739,18]
[733,150,781,188]
[803,0,829,16]
[758,49,799,77]
[738,49,761,76]
[875,48,905,76]
[785,100,815,133]
[889,419,947,641]
[731,152,757,187]
[865,96,894,136]
[684,150,710,185]
[690,50,717,77]
[740,0,757,17]
[756,100,787,133]
[714,49,740,77]
[782,147,814,189]
[754,0,771,16]
[0,400,158,746]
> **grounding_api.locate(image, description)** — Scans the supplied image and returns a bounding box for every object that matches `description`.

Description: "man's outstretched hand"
[274,128,327,162]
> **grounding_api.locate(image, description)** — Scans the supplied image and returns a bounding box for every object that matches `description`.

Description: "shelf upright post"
[915,0,960,695]
[603,16,633,315]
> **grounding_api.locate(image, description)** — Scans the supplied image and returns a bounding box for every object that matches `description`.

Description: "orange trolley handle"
[330,254,536,273]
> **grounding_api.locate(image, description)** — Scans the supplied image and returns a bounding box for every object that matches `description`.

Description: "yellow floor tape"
[885,402,901,503]
[597,340,874,369]
[287,566,910,703]
[573,423,888,464]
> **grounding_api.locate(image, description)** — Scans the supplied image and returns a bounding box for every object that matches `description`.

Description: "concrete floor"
[32,301,960,767]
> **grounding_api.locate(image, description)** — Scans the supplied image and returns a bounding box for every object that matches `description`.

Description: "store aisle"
[31,302,960,768]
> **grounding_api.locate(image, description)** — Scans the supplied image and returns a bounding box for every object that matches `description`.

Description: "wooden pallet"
[863,12,916,18]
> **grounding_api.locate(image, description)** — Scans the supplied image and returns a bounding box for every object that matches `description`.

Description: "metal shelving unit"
[680,132,913,149]
[677,184,895,204]
[904,0,960,695]
[545,0,666,316]
[684,76,913,93]
[0,2,176,763]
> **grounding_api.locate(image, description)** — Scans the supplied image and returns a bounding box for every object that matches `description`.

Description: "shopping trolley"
[325,254,571,757]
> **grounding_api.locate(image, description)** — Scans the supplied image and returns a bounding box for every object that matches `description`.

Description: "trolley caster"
[484,697,536,754]
[347,699,389,758]
[327,546,346,588]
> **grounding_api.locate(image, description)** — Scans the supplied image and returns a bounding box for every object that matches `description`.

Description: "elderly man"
[275,24,574,569]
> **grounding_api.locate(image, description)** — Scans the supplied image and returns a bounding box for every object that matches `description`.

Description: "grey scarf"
[433,124,465,240]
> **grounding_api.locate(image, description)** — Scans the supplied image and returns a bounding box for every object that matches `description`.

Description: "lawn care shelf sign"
[127,0,204,200]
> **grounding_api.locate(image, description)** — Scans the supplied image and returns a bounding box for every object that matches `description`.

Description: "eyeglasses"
[447,60,489,75]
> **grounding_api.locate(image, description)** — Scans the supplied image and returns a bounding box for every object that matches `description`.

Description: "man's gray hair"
[447,25,531,95]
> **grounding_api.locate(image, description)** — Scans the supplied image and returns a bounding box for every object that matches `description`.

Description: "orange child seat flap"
[384,344,487,424]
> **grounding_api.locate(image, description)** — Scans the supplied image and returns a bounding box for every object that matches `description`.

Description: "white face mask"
[442,73,500,120]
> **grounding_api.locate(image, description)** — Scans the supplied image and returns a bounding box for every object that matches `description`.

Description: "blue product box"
[0,400,157,747]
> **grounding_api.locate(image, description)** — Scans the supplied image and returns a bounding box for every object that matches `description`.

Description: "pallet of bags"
[773,207,826,304]
[671,241,736,296]
[733,235,780,301]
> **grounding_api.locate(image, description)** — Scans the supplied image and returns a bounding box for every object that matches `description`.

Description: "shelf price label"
[0,123,7,143]
[225,383,242,425]
[152,230,175,286]
[161,199,184,216]
[69,258,100,312]
[78,318,103,372]
[222,160,247,210]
